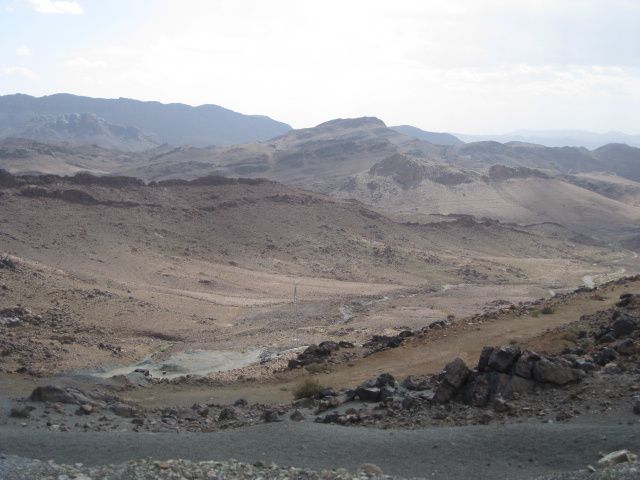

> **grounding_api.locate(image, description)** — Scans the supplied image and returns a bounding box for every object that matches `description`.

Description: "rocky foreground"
[1,453,638,480]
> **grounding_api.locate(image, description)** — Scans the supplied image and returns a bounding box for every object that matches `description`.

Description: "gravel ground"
[532,464,640,480]
[1,421,639,479]
[0,455,405,480]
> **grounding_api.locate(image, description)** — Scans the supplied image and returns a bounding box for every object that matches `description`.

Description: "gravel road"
[1,421,639,479]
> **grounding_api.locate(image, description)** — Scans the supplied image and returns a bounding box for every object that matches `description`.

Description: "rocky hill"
[0,93,292,149]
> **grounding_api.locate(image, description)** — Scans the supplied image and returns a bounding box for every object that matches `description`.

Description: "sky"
[1,0,639,133]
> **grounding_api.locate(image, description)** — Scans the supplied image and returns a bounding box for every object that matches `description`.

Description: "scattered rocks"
[597,450,638,468]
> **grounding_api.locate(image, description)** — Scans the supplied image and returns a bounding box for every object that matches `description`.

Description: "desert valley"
[0,89,639,479]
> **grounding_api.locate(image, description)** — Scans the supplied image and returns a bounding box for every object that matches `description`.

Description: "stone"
[597,449,638,467]
[477,346,494,372]
[358,463,384,477]
[464,373,492,407]
[513,351,540,379]
[218,407,238,421]
[442,358,470,389]
[110,403,138,418]
[487,345,521,373]
[233,398,248,408]
[290,410,305,421]
[379,386,396,403]
[10,406,32,418]
[356,387,381,402]
[612,314,638,338]
[615,338,640,356]
[594,347,618,366]
[532,357,583,385]
[29,386,77,404]
[434,382,457,404]
[401,375,430,391]
[375,373,397,388]
[76,404,93,416]
[261,409,281,422]
[633,396,640,415]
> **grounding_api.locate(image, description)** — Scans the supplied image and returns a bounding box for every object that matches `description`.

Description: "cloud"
[26,0,83,15]
[16,45,32,57]
[0,65,38,80]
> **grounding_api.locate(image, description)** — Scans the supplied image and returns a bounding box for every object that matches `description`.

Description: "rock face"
[532,357,584,385]
[29,385,78,404]
[434,346,586,407]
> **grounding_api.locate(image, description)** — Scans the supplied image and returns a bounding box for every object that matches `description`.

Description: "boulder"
[615,338,640,356]
[290,410,305,421]
[464,373,492,407]
[477,346,494,372]
[110,403,138,418]
[442,358,470,389]
[401,375,430,391]
[261,409,282,423]
[532,357,583,385]
[612,314,638,338]
[594,347,618,366]
[597,450,638,467]
[356,387,381,402]
[218,406,238,421]
[375,373,397,389]
[513,351,540,379]
[488,345,521,373]
[29,385,77,404]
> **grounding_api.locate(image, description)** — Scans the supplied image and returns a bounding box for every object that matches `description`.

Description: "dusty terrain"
[1,167,639,478]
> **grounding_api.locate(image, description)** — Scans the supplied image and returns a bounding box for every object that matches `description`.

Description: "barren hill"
[0,93,291,149]
[0,170,629,373]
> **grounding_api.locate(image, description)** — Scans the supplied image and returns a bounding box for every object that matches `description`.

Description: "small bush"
[541,306,555,315]
[292,378,324,400]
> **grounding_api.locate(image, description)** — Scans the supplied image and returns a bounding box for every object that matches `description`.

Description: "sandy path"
[126,279,638,406]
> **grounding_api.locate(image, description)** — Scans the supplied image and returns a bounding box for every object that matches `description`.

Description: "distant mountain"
[390,125,464,146]
[3,113,160,152]
[457,130,640,149]
[0,93,292,150]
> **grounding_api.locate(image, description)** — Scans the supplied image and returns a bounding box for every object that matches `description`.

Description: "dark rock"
[290,410,305,421]
[488,345,521,373]
[434,382,457,404]
[379,386,396,403]
[401,375,430,391]
[131,418,144,426]
[532,357,584,385]
[513,351,539,378]
[442,358,470,389]
[218,407,238,421]
[633,396,640,415]
[615,338,639,356]
[110,403,138,418]
[594,347,618,366]
[464,373,492,407]
[318,388,337,398]
[356,386,381,402]
[375,373,397,388]
[477,346,494,372]
[29,385,77,404]
[612,314,638,338]
[10,406,32,418]
[261,409,281,423]
[233,398,248,408]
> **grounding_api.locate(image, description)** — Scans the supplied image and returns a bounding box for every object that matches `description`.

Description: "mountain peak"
[314,117,387,130]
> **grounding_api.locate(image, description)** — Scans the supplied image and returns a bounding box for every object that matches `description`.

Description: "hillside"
[0,170,629,373]
[0,93,292,149]
[390,125,464,146]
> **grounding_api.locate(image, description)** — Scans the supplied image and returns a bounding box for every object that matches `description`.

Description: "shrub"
[541,306,555,315]
[292,378,324,400]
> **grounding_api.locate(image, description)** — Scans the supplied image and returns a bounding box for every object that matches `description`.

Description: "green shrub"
[292,378,324,399]
[541,306,555,315]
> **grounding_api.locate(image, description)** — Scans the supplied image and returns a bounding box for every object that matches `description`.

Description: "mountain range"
[0,93,292,149]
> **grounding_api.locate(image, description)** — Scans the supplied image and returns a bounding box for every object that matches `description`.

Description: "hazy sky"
[1,0,639,133]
